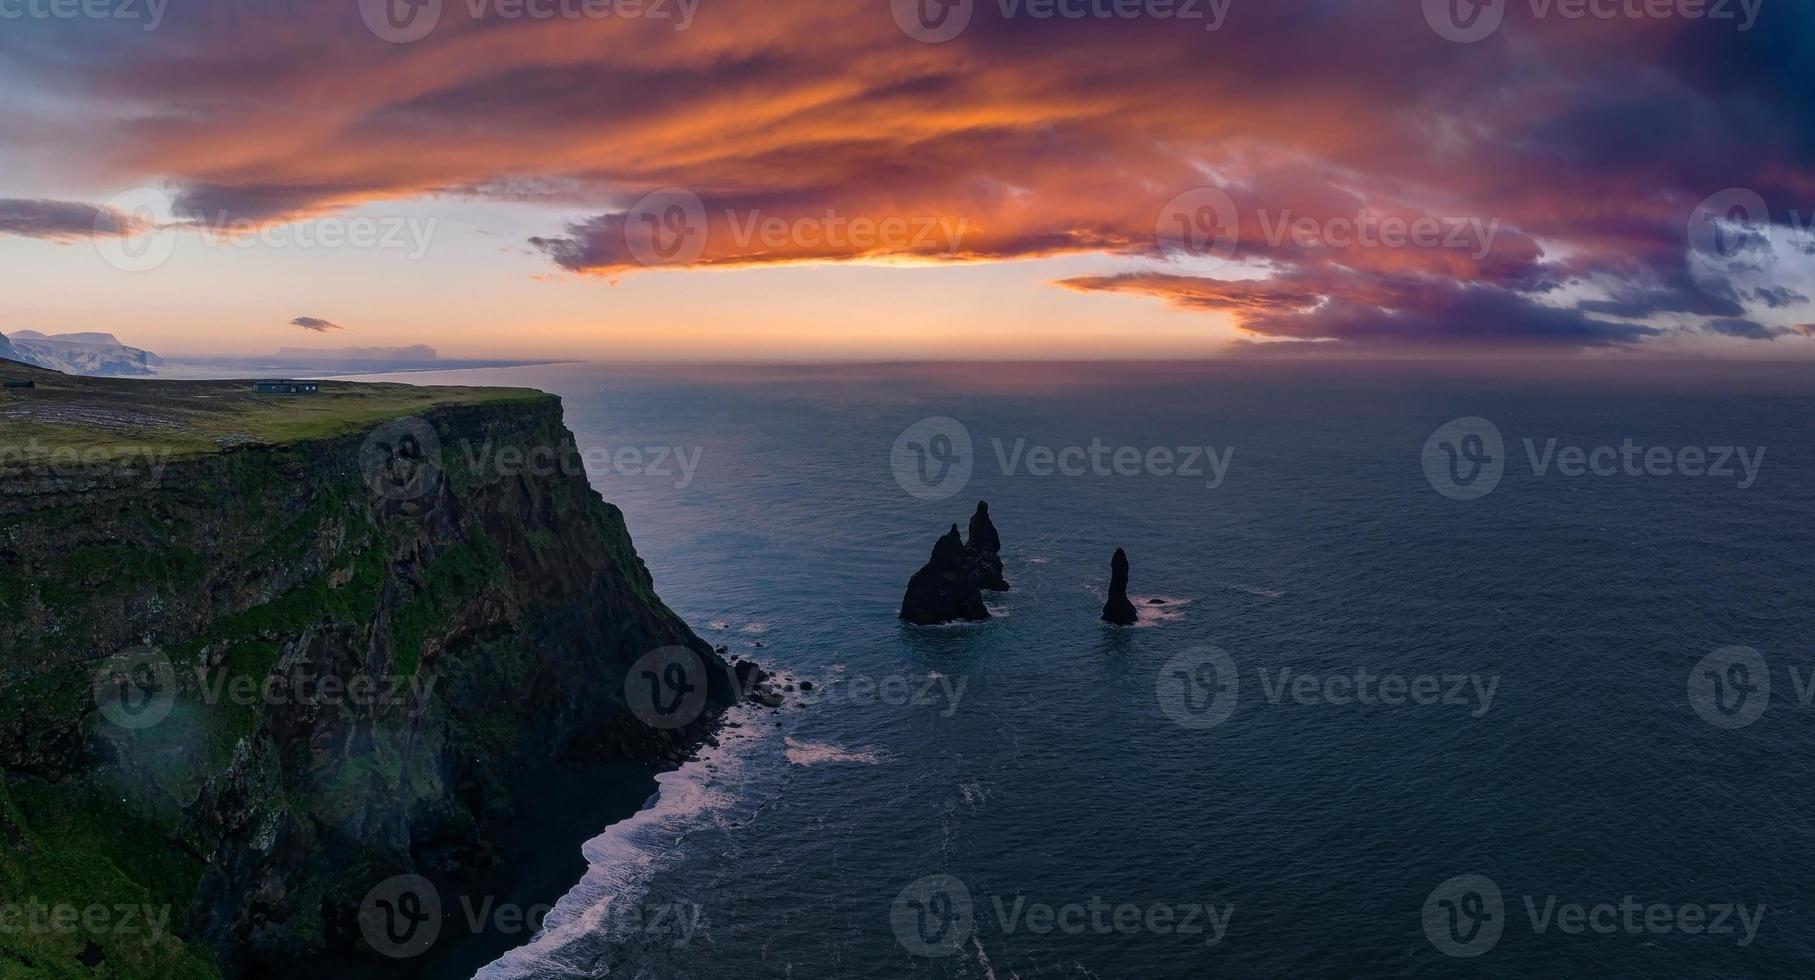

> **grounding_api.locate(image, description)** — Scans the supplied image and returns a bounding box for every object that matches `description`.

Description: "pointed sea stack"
[1101,549,1138,626]
[899,525,992,625]
[967,501,1009,592]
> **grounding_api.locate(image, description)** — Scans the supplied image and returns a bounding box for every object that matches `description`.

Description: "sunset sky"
[1,0,1812,360]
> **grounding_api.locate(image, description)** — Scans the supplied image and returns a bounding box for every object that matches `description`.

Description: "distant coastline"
[155,357,583,380]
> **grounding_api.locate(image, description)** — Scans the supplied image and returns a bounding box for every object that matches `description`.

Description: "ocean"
[362,360,1815,978]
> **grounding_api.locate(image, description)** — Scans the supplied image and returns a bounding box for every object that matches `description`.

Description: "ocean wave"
[783,738,885,766]
[472,704,782,980]
[1232,584,1285,599]
[1129,595,1190,627]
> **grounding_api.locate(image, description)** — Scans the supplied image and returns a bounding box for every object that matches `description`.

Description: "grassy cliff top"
[0,359,552,463]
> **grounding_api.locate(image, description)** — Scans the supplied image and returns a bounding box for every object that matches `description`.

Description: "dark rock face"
[1102,548,1138,626]
[966,501,1009,592]
[0,399,737,976]
[899,525,991,625]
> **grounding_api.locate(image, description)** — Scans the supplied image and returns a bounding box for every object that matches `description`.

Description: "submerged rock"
[1102,548,1138,626]
[966,501,1009,592]
[900,525,992,625]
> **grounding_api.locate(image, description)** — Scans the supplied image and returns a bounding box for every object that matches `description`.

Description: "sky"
[0,0,1812,361]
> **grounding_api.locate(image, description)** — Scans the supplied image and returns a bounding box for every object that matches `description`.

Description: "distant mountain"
[1,329,163,376]
[168,344,570,377]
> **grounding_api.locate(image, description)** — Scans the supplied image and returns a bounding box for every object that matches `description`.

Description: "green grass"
[0,372,552,465]
[0,775,218,979]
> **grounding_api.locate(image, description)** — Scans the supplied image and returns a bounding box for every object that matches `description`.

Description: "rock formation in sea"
[966,500,1009,592]
[1102,548,1138,625]
[899,524,992,625]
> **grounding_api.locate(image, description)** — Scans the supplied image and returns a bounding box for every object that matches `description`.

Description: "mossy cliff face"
[0,397,734,977]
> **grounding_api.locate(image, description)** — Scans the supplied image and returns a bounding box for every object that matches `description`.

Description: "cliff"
[0,378,735,977]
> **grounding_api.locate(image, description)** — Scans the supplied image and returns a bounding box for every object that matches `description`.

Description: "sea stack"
[1102,548,1138,626]
[967,501,1009,592]
[899,525,992,625]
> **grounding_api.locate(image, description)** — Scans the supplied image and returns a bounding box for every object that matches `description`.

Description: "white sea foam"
[1129,595,1190,627]
[783,738,885,766]
[473,704,780,979]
